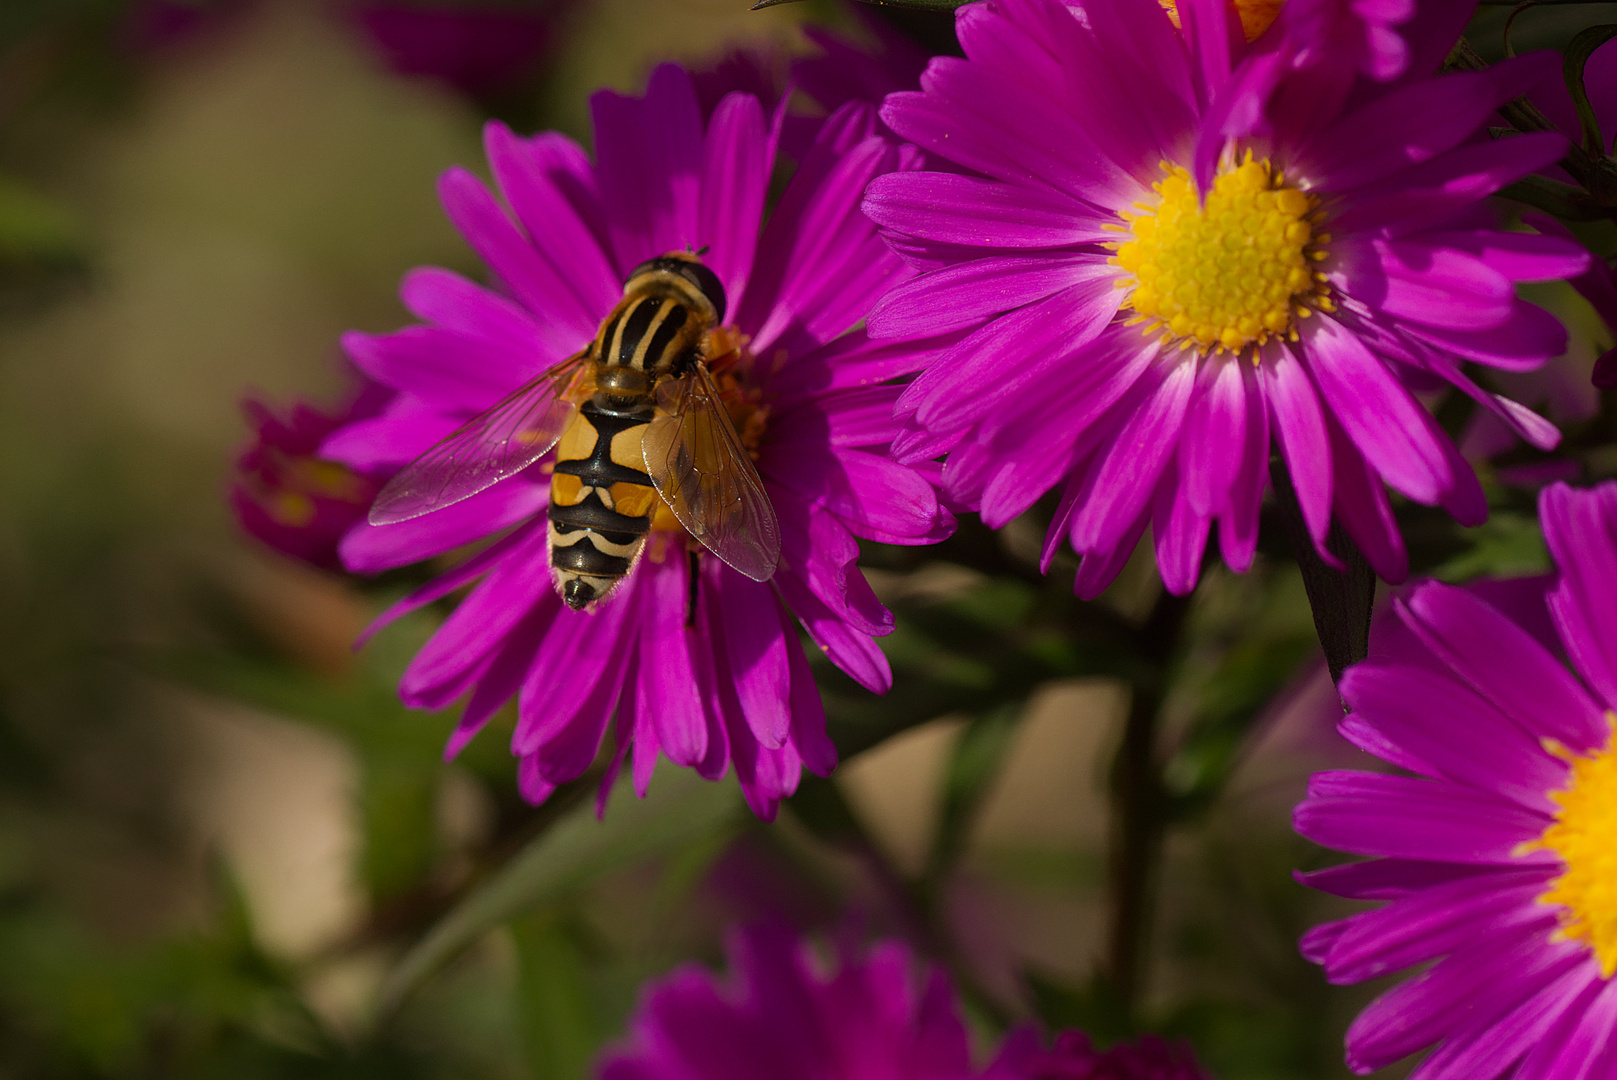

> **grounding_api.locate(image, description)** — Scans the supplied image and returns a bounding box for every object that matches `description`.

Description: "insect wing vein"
[644,364,780,581]
[368,354,587,525]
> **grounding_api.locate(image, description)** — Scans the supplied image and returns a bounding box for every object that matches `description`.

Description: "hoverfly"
[368,252,780,611]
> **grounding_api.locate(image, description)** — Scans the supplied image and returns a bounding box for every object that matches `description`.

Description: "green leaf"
[1431,511,1550,582]
[1565,25,1617,157]
[0,175,84,267]
[1025,971,1135,1043]
[512,910,601,1080]
[1162,630,1317,820]
[1495,172,1607,220]
[380,768,741,1013]
[923,704,1020,887]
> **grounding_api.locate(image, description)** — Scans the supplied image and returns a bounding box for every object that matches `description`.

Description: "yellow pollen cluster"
[1157,0,1286,43]
[1108,156,1332,358]
[1531,723,1617,978]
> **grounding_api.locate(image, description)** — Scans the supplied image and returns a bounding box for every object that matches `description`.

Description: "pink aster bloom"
[340,1,562,97]
[1527,46,1617,389]
[692,14,930,160]
[322,65,952,819]
[861,0,1590,597]
[600,926,978,1080]
[794,11,931,122]
[231,379,390,572]
[599,925,1211,1080]
[1294,480,1617,1078]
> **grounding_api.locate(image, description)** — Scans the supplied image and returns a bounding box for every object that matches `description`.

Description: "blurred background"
[0,1,1611,1077]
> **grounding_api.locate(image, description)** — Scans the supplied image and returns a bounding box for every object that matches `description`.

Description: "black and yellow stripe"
[546,255,726,611]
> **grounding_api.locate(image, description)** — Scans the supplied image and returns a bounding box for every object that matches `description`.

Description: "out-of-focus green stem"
[1104,587,1190,1015]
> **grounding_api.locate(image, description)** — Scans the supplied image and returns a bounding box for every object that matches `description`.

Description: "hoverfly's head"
[628,252,727,324]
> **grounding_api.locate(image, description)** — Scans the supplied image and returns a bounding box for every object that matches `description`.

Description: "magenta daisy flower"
[861,0,1589,597]
[794,11,931,123]
[600,924,1212,1080]
[599,926,978,1080]
[321,65,952,819]
[1295,480,1617,1078]
[341,1,562,97]
[231,379,390,572]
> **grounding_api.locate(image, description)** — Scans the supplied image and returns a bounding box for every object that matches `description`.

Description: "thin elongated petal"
[1303,313,1456,507]
[636,555,709,768]
[1397,581,1610,750]
[1541,482,1617,716]
[1179,356,1246,518]
[699,92,770,309]
[712,568,793,750]
[1340,660,1566,812]
[1294,771,1553,863]
[1071,358,1196,555]
[1345,930,1588,1073]
[340,478,546,572]
[437,167,599,350]
[1297,53,1560,192]
[1317,871,1555,984]
[1412,966,1606,1080]
[592,63,704,264]
[483,122,620,330]
[1261,347,1333,559]
[863,172,1110,249]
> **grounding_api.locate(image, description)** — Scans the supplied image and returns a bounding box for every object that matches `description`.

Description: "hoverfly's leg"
[686,547,701,629]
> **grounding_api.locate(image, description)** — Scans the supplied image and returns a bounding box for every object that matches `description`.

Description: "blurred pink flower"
[600,925,1211,1080]
[340,1,565,97]
[231,378,391,572]
[120,0,251,54]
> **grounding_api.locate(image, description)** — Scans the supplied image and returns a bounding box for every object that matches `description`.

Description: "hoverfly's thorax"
[593,276,715,377]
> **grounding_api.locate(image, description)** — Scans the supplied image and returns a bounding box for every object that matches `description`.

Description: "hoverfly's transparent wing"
[643,363,780,581]
[369,353,590,525]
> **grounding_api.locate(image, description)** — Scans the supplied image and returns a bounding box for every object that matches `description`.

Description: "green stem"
[1103,588,1190,1016]
[1447,39,1617,210]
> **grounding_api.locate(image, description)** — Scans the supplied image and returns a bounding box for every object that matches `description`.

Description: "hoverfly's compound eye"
[676,260,727,324]
[627,253,727,324]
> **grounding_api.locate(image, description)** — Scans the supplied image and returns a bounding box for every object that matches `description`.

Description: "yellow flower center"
[1532,723,1617,978]
[254,453,369,526]
[268,490,317,528]
[1157,0,1286,43]
[1110,156,1333,357]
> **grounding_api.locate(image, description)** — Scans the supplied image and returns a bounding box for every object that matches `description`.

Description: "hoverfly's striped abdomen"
[547,394,663,609]
[547,256,726,611]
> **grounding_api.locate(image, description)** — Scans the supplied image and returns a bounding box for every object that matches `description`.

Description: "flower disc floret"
[1113,157,1332,355]
[1532,723,1617,977]
[1156,0,1284,43]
